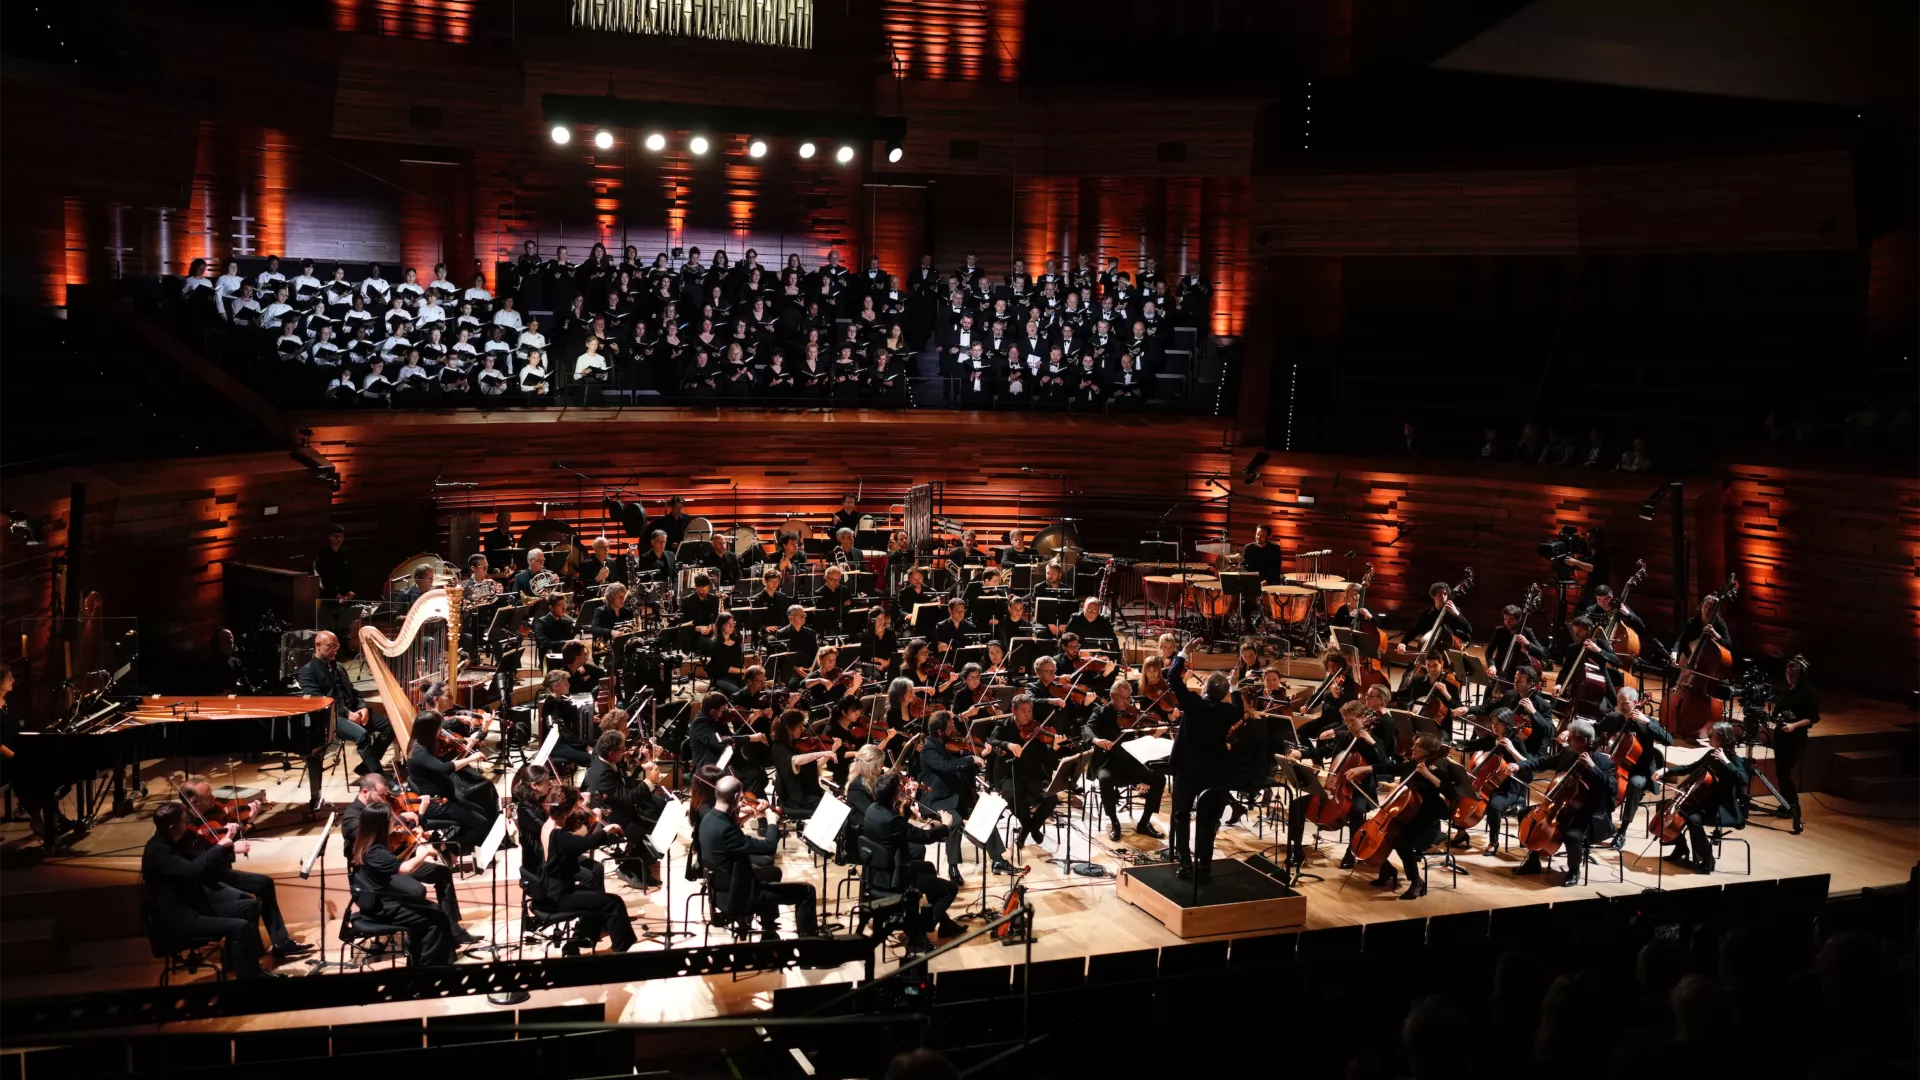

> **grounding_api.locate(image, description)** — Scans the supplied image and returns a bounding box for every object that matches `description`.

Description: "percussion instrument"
[683,516,714,544]
[1188,580,1236,619]
[732,523,762,557]
[1216,570,1262,597]
[1262,584,1315,624]
[1138,561,1210,573]
[1034,523,1084,567]
[857,513,877,532]
[1194,542,1236,556]
[1142,573,1214,608]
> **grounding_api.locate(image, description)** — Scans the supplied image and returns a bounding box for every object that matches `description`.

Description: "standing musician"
[813,565,854,637]
[771,605,820,678]
[1763,656,1817,832]
[767,709,833,818]
[340,773,473,940]
[1485,604,1549,682]
[405,710,497,845]
[585,731,665,888]
[919,710,1020,877]
[748,567,794,639]
[1400,581,1473,659]
[1283,701,1391,878]
[1223,678,1276,827]
[931,598,978,658]
[697,775,820,939]
[1669,595,1734,703]
[172,777,314,960]
[1369,734,1466,900]
[696,531,745,587]
[1512,719,1616,886]
[1064,598,1118,650]
[829,493,864,537]
[141,804,271,979]
[987,693,1063,853]
[861,608,900,678]
[1449,708,1535,855]
[532,593,577,656]
[539,669,595,772]
[635,530,678,580]
[1655,721,1749,875]
[1597,686,1672,849]
[1240,524,1285,586]
[537,786,639,953]
[861,772,964,953]
[297,630,393,809]
[1084,680,1167,842]
[1167,672,1240,883]
[348,798,457,966]
[656,496,693,548]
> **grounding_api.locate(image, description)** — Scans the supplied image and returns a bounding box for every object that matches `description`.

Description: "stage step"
[1827,774,1920,805]
[1828,749,1910,781]
[0,879,141,943]
[0,918,63,975]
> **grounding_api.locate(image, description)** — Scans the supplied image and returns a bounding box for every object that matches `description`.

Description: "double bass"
[1667,574,1737,740]
[1492,583,1543,687]
[1402,568,1474,673]
[1600,560,1648,659]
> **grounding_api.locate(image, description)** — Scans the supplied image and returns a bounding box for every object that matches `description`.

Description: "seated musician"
[704,612,749,696]
[747,567,794,640]
[997,529,1034,567]
[1063,598,1117,650]
[680,573,722,651]
[726,665,778,796]
[768,710,833,818]
[948,662,996,718]
[1454,665,1554,752]
[895,566,931,626]
[1368,733,1465,900]
[1032,561,1072,634]
[340,773,473,939]
[771,605,819,680]
[1084,680,1167,842]
[576,536,613,589]
[1294,649,1359,743]
[986,693,1062,852]
[829,527,860,568]
[585,731,665,888]
[689,691,746,774]
[590,583,634,639]
[392,564,434,611]
[1582,584,1658,656]
[1399,581,1473,660]
[1598,686,1672,849]
[1026,654,1089,729]
[512,547,550,600]
[1553,615,1626,709]
[802,644,863,716]
[1282,701,1390,878]
[860,608,899,678]
[558,641,604,695]
[1485,603,1549,681]
[539,670,595,772]
[173,776,313,960]
[697,531,744,587]
[930,597,977,659]
[1223,678,1276,828]
[297,630,394,808]
[1055,632,1116,685]
[1329,583,1367,629]
[845,743,886,817]
[1396,653,1462,720]
[405,711,496,845]
[772,534,808,580]
[962,567,1006,609]
[861,772,963,953]
[1654,719,1747,875]
[537,786,639,952]
[829,493,863,537]
[989,594,1036,652]
[697,776,819,939]
[141,804,271,979]
[1448,708,1535,855]
[813,565,854,638]
[1670,594,1734,681]
[1512,718,1616,886]
[918,710,1019,878]
[532,593,576,658]
[634,530,677,581]
[348,799,457,966]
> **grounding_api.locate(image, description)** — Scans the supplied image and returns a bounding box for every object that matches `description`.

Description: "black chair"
[854,836,919,961]
[142,904,227,987]
[518,874,588,958]
[338,892,409,971]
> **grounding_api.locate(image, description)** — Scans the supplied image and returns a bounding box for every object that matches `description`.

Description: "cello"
[1300,736,1369,828]
[1654,760,1717,843]
[1667,574,1738,740]
[1517,760,1594,858]
[1349,751,1447,868]
[1608,701,1651,802]
[1452,742,1516,830]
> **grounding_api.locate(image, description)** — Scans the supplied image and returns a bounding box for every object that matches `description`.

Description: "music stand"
[1046,748,1103,877]
[961,790,1011,922]
[1006,637,1046,677]
[1268,758,1327,884]
[529,723,560,767]
[801,793,853,931]
[297,813,353,972]
[643,797,692,944]
[1035,596,1075,636]
[468,812,516,970]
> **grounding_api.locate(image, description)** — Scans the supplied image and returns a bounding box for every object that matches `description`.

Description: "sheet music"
[1123,736,1175,765]
[530,722,560,767]
[802,793,851,851]
[474,810,509,870]
[717,744,734,771]
[648,796,688,854]
[965,791,1008,846]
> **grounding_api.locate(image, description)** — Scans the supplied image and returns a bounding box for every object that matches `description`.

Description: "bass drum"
[385,552,455,598]
[733,523,763,557]
[683,516,714,545]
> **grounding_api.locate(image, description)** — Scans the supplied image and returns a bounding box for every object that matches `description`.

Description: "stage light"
[689,135,710,155]
[593,130,614,150]
[798,140,816,159]
[835,144,855,164]
[886,141,903,163]
[644,132,666,151]
[550,125,572,145]
[748,138,768,158]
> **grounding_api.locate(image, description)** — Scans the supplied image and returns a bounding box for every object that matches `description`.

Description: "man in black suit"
[1168,672,1238,882]
[694,532,744,587]
[585,732,665,888]
[917,711,1019,879]
[696,776,818,939]
[391,565,433,611]
[531,594,576,657]
[635,529,678,579]
[140,804,267,979]
[938,311,978,381]
[297,631,393,809]
[862,772,963,952]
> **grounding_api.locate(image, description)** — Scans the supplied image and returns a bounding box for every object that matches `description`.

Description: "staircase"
[1825,748,1920,806]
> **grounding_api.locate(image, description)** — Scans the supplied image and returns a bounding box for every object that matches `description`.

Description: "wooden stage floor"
[2,687,1914,1036]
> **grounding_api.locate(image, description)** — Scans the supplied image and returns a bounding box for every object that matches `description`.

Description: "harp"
[358,586,462,754]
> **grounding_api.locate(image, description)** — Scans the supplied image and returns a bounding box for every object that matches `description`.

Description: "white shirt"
[379,336,412,360]
[463,286,494,304]
[324,280,356,303]
[520,363,550,392]
[308,340,342,366]
[492,308,524,331]
[395,281,425,301]
[182,275,212,297]
[360,276,390,301]
[415,302,445,327]
[398,363,429,383]
[256,269,286,291]
[214,273,244,299]
[229,296,262,322]
[361,371,392,396]
[342,308,374,329]
[574,351,609,379]
[262,301,293,324]
[516,329,547,355]
[291,273,322,296]
[452,341,479,359]
[327,373,356,396]
[276,333,306,357]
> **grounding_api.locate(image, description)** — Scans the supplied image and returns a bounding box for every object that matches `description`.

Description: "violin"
[385,796,438,860]
[439,709,497,757]
[1015,716,1067,749]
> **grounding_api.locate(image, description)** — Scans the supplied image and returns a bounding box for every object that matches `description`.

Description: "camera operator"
[1761,655,1817,834]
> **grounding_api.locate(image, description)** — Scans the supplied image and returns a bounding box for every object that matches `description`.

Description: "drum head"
[386,552,454,593]
[857,514,877,532]
[684,516,713,544]
[732,523,761,556]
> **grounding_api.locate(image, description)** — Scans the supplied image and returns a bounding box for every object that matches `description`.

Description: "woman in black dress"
[349,801,455,966]
[537,786,638,954]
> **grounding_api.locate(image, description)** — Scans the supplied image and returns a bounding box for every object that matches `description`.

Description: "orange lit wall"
[331,0,473,42]
[882,0,1022,82]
